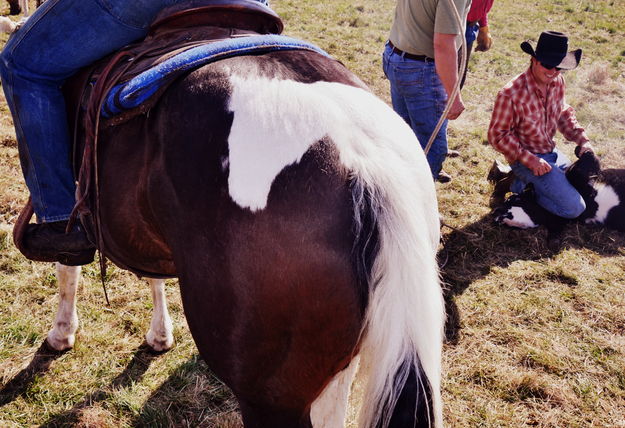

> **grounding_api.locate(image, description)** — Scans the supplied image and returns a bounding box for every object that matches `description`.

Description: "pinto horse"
[20,1,444,426]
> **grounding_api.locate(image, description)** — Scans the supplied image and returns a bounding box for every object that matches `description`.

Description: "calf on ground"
[565,149,625,231]
[492,150,625,247]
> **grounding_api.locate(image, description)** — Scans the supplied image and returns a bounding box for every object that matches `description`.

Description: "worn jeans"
[382,42,448,179]
[0,0,182,222]
[510,149,586,219]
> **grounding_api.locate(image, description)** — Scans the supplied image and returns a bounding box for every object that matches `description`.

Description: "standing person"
[0,0,270,265]
[488,31,593,220]
[383,0,471,184]
[459,0,494,89]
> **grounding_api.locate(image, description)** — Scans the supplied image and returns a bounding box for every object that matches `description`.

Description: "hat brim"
[557,49,582,70]
[520,41,536,57]
[520,41,582,70]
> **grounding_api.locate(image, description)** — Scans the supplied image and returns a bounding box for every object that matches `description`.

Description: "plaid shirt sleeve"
[557,101,590,145]
[488,91,534,166]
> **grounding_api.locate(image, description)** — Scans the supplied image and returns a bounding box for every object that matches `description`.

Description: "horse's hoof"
[45,333,75,352]
[145,331,174,353]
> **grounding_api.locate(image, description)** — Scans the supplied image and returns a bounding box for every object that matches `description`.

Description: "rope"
[424,0,467,155]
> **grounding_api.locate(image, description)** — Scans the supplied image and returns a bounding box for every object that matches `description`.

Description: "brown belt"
[388,41,434,63]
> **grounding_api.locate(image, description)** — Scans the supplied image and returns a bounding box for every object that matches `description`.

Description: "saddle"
[14,0,285,274]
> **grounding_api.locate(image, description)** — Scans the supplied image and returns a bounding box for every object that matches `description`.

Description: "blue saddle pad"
[101,34,330,118]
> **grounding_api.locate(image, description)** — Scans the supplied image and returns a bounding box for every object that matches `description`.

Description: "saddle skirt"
[77,0,288,126]
[101,34,330,119]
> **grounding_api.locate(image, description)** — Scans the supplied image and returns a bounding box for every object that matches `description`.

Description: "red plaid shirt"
[488,68,589,166]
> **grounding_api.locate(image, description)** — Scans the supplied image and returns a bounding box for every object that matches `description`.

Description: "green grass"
[1,0,625,427]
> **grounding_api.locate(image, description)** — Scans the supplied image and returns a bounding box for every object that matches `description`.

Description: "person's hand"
[578,141,594,156]
[525,155,552,176]
[447,94,465,120]
[475,26,492,52]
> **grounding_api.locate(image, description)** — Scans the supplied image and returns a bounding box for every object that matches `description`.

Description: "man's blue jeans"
[382,42,448,179]
[465,23,479,45]
[510,149,586,219]
[0,0,181,222]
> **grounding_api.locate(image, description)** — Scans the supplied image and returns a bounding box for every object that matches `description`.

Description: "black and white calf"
[565,150,625,231]
[494,150,625,233]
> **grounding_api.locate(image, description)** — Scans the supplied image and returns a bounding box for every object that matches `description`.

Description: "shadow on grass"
[439,213,625,344]
[0,341,68,406]
[27,348,238,427]
[37,343,163,427]
[132,354,239,427]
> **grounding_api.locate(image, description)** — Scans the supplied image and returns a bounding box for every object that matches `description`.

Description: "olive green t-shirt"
[389,0,472,58]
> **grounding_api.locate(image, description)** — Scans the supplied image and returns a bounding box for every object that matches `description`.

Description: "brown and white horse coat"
[46,23,443,428]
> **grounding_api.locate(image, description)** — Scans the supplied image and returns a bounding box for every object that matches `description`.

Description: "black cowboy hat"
[521,31,582,70]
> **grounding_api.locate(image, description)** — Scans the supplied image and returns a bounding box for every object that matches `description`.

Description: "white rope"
[424,0,467,155]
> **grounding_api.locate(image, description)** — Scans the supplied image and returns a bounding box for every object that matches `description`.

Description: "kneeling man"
[488,31,593,219]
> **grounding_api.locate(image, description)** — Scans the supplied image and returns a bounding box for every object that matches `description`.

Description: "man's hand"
[475,26,492,52]
[447,94,465,120]
[525,155,552,176]
[578,141,594,156]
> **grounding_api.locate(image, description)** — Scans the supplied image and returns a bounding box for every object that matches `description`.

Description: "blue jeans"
[510,149,586,219]
[0,0,182,222]
[382,42,448,178]
[465,23,479,45]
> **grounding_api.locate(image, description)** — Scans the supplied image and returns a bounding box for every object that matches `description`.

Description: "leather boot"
[23,220,95,266]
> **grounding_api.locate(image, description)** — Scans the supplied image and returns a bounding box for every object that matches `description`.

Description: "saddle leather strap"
[13,197,36,260]
[70,43,175,279]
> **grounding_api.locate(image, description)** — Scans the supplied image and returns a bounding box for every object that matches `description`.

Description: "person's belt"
[388,41,434,62]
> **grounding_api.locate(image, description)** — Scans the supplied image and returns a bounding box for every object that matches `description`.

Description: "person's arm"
[433,32,464,120]
[558,103,593,155]
[488,92,552,175]
[476,0,494,52]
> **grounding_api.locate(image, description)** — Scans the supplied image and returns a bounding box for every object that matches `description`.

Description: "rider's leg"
[0,0,177,262]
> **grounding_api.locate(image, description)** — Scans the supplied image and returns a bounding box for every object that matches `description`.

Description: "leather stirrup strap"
[13,198,35,260]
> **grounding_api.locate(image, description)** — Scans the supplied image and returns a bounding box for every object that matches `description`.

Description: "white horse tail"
[331,85,444,428]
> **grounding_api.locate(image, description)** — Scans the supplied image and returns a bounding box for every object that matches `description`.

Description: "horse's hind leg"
[385,363,433,428]
[238,401,313,428]
[46,263,80,351]
[145,278,174,352]
[310,355,360,428]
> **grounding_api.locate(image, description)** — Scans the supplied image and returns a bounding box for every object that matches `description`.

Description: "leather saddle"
[14,0,283,272]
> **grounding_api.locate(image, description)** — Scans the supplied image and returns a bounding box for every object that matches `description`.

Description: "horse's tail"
[335,89,444,428]
[223,74,443,425]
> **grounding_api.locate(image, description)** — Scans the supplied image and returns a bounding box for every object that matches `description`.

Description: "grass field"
[1,0,624,427]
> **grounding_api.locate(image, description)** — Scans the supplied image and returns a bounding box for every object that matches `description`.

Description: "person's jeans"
[510,149,586,219]
[0,0,181,222]
[465,23,479,45]
[459,23,478,89]
[382,42,448,179]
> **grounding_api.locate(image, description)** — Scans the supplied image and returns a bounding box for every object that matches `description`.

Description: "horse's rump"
[72,35,443,426]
